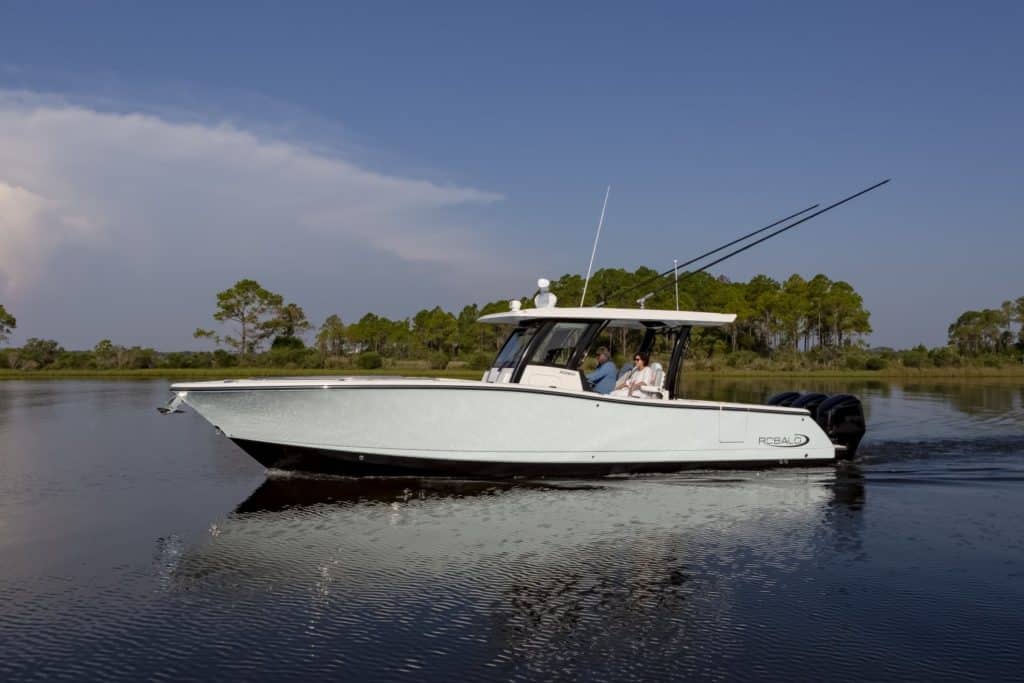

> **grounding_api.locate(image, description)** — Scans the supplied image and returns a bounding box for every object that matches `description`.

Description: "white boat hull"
[170,378,839,477]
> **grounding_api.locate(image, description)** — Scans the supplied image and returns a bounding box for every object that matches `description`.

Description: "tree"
[708,282,750,352]
[745,275,780,352]
[1001,300,1014,337]
[804,274,832,348]
[346,313,390,354]
[455,304,480,355]
[265,302,311,348]
[0,304,15,345]
[1016,296,1024,346]
[476,299,515,352]
[194,279,284,362]
[778,274,809,352]
[412,306,457,354]
[19,338,63,368]
[93,339,123,369]
[317,314,346,358]
[948,308,1003,356]
[824,281,871,347]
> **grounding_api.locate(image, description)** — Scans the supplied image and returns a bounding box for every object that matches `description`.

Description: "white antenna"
[674,259,679,311]
[580,185,611,306]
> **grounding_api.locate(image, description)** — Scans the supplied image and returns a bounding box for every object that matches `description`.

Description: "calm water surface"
[1,378,1022,681]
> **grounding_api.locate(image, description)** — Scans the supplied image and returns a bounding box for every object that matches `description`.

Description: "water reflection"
[160,470,870,678]
[902,381,1021,416]
[235,476,604,513]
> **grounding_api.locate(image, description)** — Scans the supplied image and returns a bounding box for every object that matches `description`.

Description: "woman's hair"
[634,351,650,366]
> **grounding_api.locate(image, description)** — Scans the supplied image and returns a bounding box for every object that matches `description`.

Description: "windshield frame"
[491,324,540,370]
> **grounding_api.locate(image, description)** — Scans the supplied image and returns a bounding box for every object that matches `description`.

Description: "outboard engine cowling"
[815,394,866,460]
[790,392,829,420]
[766,391,802,407]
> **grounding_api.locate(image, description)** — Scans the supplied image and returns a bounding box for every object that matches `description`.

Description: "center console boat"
[163,279,866,477]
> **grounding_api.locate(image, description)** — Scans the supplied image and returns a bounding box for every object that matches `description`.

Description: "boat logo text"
[758,433,810,448]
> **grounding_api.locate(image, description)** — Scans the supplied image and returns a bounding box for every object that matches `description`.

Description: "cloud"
[0,91,503,298]
[0,181,100,294]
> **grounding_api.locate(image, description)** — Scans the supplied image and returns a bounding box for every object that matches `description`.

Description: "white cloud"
[0,91,503,299]
[0,181,100,294]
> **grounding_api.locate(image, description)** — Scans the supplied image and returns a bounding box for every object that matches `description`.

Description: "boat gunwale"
[169,378,811,417]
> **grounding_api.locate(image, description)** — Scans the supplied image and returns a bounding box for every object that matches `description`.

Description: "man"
[585,346,617,394]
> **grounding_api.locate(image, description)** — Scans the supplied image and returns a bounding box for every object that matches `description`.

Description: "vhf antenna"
[580,186,611,306]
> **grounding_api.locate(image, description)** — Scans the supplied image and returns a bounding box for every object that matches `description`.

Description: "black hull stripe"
[178,383,805,416]
[231,439,835,479]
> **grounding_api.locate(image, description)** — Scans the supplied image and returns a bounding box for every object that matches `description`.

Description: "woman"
[612,351,655,397]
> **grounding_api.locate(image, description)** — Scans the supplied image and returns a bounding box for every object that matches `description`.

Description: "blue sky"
[1,1,1021,349]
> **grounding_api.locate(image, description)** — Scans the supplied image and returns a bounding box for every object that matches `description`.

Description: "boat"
[163,279,866,477]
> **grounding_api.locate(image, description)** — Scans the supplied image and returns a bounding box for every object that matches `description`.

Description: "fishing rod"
[634,178,891,303]
[594,203,819,307]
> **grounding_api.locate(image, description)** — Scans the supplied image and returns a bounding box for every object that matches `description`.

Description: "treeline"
[947,298,1024,356]
[842,295,1024,371]
[2,274,1022,373]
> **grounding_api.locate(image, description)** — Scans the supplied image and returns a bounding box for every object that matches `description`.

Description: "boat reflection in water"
[162,469,867,678]
[234,475,604,513]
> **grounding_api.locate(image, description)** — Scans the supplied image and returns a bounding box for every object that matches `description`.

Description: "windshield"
[528,322,590,367]
[492,326,538,369]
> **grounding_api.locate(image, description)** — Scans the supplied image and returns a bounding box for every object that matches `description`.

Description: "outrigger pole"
[634,178,891,303]
[595,203,819,307]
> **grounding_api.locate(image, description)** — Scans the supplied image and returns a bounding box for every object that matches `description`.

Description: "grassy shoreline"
[2,366,1023,381]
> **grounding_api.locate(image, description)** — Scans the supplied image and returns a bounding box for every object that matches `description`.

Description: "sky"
[0,1,1021,350]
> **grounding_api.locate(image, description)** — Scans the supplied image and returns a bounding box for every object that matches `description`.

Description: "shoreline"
[2,366,1023,381]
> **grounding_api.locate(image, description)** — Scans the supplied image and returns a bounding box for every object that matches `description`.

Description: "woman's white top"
[611,365,656,397]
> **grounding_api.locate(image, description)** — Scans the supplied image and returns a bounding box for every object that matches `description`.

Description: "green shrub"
[865,356,888,371]
[467,351,493,371]
[772,350,803,371]
[843,353,867,371]
[356,351,383,369]
[19,338,64,368]
[896,344,930,369]
[725,350,760,368]
[428,352,450,370]
[928,346,960,368]
[263,347,314,368]
[52,351,93,370]
[124,347,158,369]
[212,350,236,368]
[271,336,305,350]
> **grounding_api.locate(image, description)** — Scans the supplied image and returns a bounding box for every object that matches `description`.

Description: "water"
[1,379,1022,681]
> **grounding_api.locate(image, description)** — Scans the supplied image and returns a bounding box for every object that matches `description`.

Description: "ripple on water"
[1,381,1023,680]
[4,466,1023,681]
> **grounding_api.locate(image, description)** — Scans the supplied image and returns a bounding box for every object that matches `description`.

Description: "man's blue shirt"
[586,360,618,394]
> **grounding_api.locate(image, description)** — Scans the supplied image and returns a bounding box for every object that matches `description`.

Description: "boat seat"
[640,362,667,400]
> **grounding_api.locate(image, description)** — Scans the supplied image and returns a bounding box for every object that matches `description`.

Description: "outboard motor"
[767,391,867,461]
[766,391,802,407]
[815,394,866,460]
[790,392,829,420]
